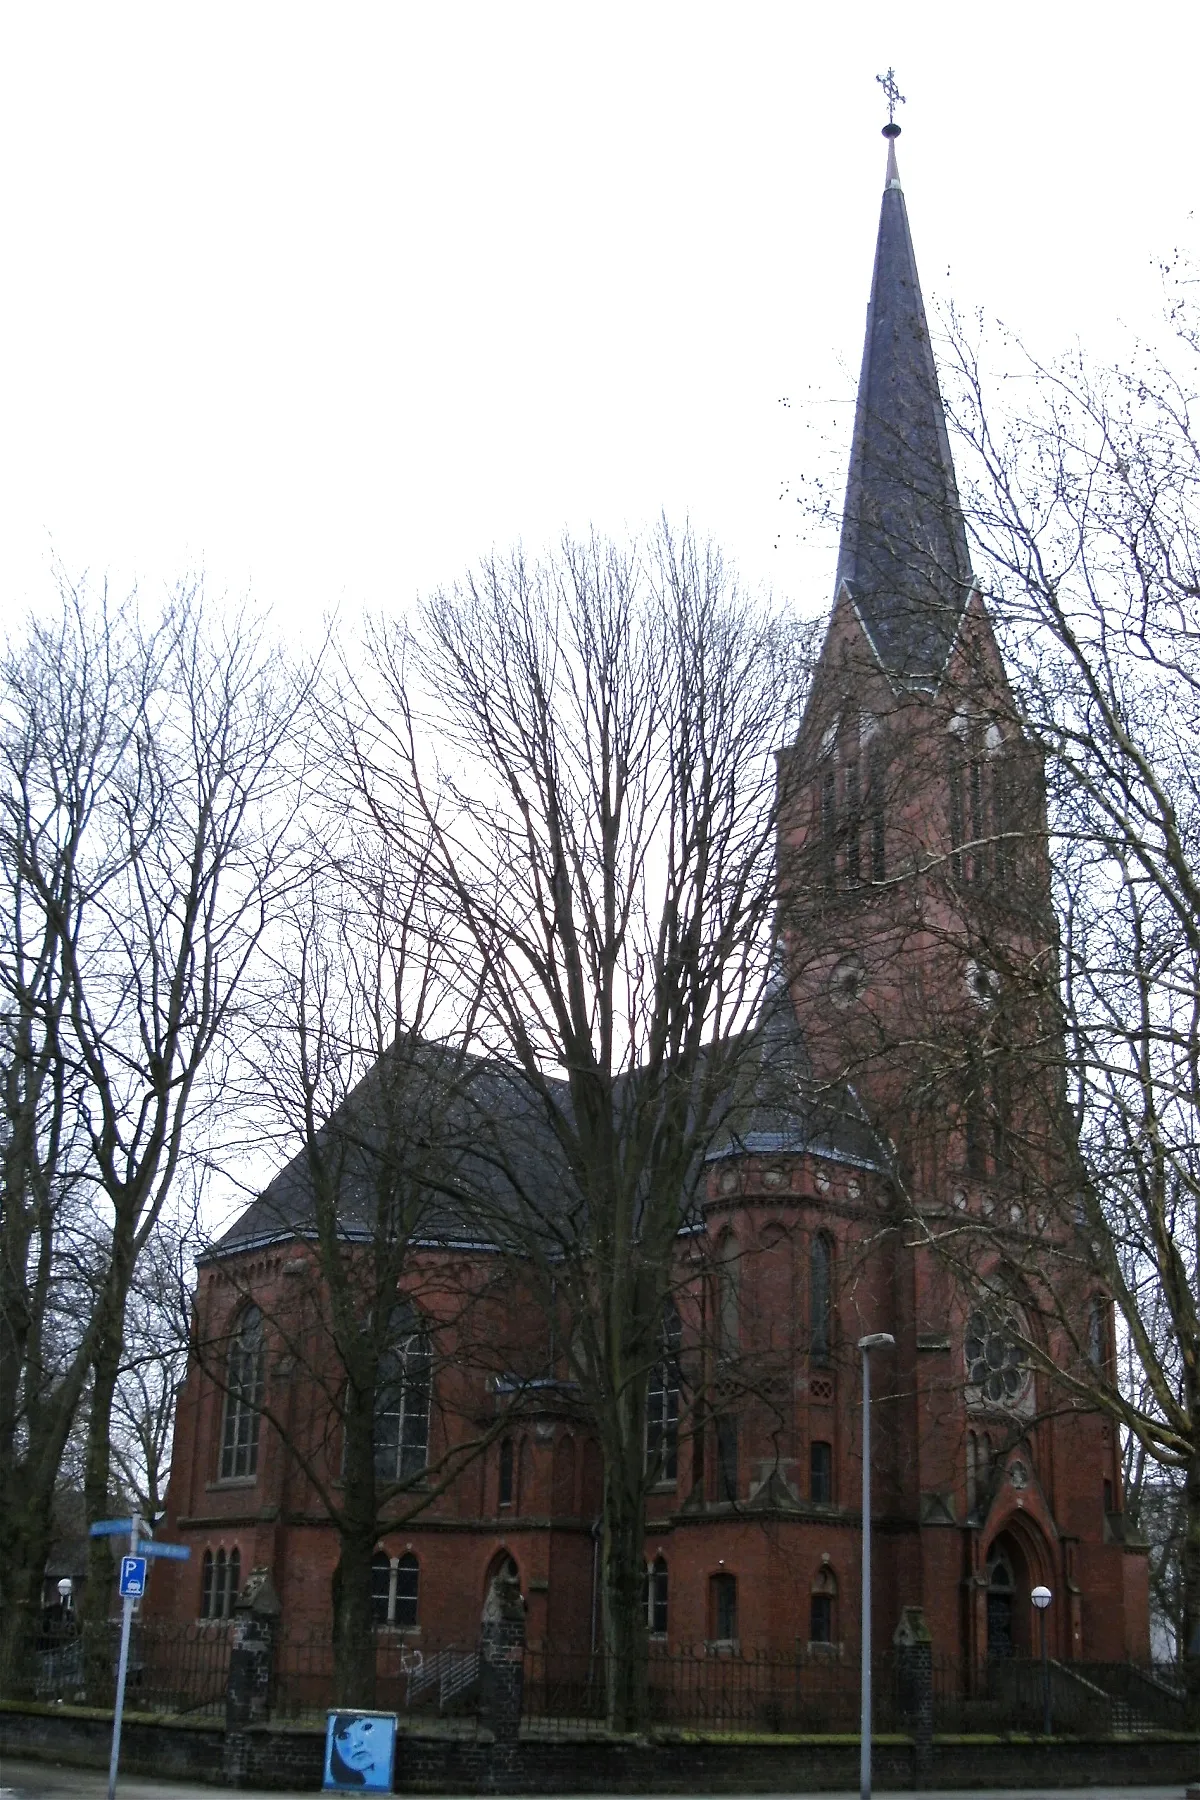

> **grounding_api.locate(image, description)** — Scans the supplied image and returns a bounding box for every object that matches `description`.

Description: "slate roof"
[835,138,974,690]
[207,986,887,1264]
[704,970,891,1175]
[203,1042,572,1261]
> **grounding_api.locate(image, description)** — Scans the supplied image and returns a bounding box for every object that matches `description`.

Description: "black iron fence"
[10,1619,234,1717]
[4,1620,1189,1738]
[3,1620,481,1727]
[522,1643,978,1736]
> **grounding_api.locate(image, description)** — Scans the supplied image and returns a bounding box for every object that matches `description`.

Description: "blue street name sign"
[118,1557,147,1599]
[90,1519,135,1537]
[142,1541,191,1561]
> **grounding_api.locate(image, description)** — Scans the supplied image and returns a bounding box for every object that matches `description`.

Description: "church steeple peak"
[835,102,973,691]
[879,67,903,192]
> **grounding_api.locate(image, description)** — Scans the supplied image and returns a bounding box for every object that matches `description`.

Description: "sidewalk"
[0,1763,321,1800]
[0,1768,1194,1800]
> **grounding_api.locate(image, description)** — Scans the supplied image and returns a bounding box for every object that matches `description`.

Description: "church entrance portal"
[986,1549,1015,1657]
[985,1531,1039,1659]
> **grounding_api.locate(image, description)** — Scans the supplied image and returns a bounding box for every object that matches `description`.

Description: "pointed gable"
[835,138,973,690]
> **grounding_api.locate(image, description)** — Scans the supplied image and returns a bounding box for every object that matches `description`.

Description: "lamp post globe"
[1031,1585,1052,1610]
[56,1578,72,1601]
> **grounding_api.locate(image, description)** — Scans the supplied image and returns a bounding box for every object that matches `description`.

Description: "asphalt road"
[0,1768,1194,1800]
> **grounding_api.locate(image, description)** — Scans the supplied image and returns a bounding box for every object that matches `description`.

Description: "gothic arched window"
[810,1233,833,1362]
[645,1555,669,1637]
[204,1546,240,1619]
[716,1233,739,1360]
[710,1571,737,1643]
[986,722,1011,880]
[949,713,1019,889]
[220,1305,264,1480]
[715,1413,738,1502]
[816,714,886,887]
[810,1439,833,1504]
[375,1311,432,1483]
[964,1046,987,1177]
[810,1563,837,1644]
[867,725,887,881]
[844,733,863,884]
[646,1301,682,1483]
[395,1553,420,1628]
[818,726,838,889]
[1089,1294,1109,1369]
[370,1551,391,1625]
[967,1431,994,1516]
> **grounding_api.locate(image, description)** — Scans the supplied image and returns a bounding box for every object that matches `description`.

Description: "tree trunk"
[0,1483,57,1694]
[331,1536,378,1708]
[80,1230,139,1653]
[332,1391,379,1707]
[78,1275,132,1702]
[0,1338,93,1687]
[1183,1446,1200,1719]
[600,1461,648,1733]
[82,1314,124,1618]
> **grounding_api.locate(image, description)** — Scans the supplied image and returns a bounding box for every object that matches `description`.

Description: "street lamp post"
[858,1332,896,1800]
[1031,1584,1052,1735]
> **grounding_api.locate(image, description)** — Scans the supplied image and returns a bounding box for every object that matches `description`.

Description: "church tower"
[775,116,1149,1670]
[779,117,1051,1212]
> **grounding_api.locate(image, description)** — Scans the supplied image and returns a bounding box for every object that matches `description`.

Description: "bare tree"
[109,1212,199,1523]
[0,576,304,1662]
[926,266,1200,1691]
[348,525,810,1726]
[193,840,528,1704]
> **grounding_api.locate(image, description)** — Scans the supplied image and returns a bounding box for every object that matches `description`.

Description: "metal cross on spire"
[876,67,905,136]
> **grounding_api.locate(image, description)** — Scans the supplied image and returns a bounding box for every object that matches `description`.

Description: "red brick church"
[150,133,1149,1675]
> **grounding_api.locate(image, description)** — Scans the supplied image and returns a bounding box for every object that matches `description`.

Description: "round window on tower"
[965,960,1000,1006]
[829,954,866,1010]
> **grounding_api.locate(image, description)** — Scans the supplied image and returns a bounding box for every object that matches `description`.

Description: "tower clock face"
[829,954,865,1009]
[966,960,1000,1005]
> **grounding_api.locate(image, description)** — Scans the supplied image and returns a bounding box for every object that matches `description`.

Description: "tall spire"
[835,110,973,690]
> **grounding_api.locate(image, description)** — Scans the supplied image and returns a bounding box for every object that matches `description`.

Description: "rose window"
[965,1310,1032,1410]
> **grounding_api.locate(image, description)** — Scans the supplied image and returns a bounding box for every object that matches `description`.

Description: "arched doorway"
[985,1527,1041,1659]
[483,1550,520,1602]
[985,1545,1017,1658]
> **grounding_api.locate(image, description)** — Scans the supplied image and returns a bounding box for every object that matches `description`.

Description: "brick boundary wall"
[3,1704,1199,1793]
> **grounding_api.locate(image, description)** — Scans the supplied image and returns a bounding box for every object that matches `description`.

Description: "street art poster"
[322,1710,398,1792]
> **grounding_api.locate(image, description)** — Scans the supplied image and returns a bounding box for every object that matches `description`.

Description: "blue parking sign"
[119,1556,147,1598]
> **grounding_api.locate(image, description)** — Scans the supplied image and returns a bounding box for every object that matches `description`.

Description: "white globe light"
[56,1578,72,1599]
[1030,1584,1052,1610]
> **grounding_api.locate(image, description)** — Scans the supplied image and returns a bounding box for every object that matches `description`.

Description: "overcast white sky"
[1,3,1196,641]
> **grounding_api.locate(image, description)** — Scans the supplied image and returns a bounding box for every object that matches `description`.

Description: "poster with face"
[322,1710,398,1792]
